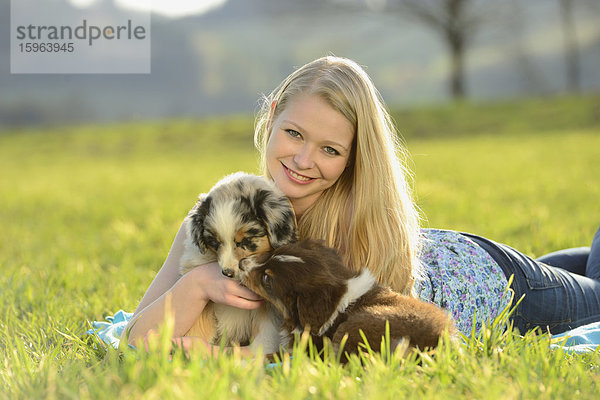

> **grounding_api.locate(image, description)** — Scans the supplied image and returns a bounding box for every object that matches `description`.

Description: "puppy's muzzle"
[222,269,235,278]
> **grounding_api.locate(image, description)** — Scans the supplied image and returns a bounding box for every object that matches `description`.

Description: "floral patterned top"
[416,229,512,336]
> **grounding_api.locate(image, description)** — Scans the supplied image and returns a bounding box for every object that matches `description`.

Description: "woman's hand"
[125,223,262,346]
[188,261,264,310]
[126,261,263,345]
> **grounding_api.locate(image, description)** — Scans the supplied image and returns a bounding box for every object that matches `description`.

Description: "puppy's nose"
[222,269,235,278]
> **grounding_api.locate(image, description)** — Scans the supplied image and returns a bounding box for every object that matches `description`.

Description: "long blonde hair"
[254,56,421,295]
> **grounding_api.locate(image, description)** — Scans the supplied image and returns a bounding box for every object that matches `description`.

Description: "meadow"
[1,95,599,399]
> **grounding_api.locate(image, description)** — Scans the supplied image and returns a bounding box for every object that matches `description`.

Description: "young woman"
[124,56,600,351]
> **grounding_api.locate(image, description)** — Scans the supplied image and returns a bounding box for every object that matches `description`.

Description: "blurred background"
[2,0,599,127]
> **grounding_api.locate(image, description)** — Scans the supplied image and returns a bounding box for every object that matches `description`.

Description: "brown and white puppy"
[239,240,455,361]
[179,172,297,353]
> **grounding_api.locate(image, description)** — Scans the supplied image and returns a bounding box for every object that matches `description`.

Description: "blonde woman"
[254,56,422,296]
[122,56,600,353]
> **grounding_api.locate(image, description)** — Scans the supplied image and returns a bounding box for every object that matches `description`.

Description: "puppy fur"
[239,240,455,361]
[179,172,297,353]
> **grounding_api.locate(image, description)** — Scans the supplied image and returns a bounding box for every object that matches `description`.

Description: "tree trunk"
[559,0,581,92]
[448,30,466,99]
[447,0,467,99]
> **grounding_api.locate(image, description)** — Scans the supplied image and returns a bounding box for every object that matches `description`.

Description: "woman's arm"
[123,222,263,346]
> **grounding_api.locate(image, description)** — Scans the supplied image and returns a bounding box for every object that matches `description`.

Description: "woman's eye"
[323,146,340,156]
[285,129,301,138]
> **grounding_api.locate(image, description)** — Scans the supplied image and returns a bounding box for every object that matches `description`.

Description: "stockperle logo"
[11,0,151,74]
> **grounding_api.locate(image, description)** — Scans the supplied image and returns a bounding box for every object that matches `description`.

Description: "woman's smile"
[281,162,315,184]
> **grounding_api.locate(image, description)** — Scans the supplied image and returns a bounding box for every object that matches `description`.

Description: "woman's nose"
[293,145,315,169]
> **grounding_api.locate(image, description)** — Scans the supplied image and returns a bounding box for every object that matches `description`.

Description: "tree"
[394,0,491,100]
[559,0,580,92]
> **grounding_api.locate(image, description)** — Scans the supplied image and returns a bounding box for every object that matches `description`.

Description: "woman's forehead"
[277,94,355,146]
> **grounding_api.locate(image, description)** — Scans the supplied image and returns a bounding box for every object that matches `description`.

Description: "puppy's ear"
[186,193,211,253]
[253,189,298,248]
[296,284,346,336]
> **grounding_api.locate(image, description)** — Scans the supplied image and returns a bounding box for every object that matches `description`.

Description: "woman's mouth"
[282,163,315,184]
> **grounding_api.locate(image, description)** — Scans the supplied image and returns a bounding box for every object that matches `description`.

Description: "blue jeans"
[463,226,600,334]
[537,224,600,279]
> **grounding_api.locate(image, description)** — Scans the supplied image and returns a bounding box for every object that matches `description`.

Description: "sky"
[68,0,227,18]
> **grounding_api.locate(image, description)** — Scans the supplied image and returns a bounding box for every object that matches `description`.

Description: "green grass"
[1,96,599,399]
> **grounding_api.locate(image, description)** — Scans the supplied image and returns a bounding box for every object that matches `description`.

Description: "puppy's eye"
[237,238,251,249]
[262,273,271,287]
[204,236,220,250]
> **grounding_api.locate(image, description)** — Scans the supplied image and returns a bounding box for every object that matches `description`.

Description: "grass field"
[1,95,599,399]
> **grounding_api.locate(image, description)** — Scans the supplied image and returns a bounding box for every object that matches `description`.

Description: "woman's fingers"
[224,279,262,300]
[191,261,264,308]
[225,294,264,310]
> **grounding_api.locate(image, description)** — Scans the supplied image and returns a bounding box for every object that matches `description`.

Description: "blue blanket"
[87,310,133,349]
[549,321,600,354]
[87,311,600,354]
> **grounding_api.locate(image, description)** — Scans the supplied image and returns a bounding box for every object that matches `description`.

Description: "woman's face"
[266,93,355,217]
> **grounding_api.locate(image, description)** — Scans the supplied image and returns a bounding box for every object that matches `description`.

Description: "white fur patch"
[249,311,284,353]
[280,328,292,348]
[212,304,255,343]
[317,269,376,336]
[272,255,305,263]
[205,199,243,270]
[206,199,238,242]
[238,257,263,279]
[291,327,303,336]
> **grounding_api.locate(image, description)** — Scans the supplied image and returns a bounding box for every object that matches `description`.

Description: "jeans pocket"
[515,259,563,290]
[507,255,572,328]
[514,279,572,329]
[516,288,571,322]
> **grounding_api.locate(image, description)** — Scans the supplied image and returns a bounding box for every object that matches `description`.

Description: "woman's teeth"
[288,167,311,181]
